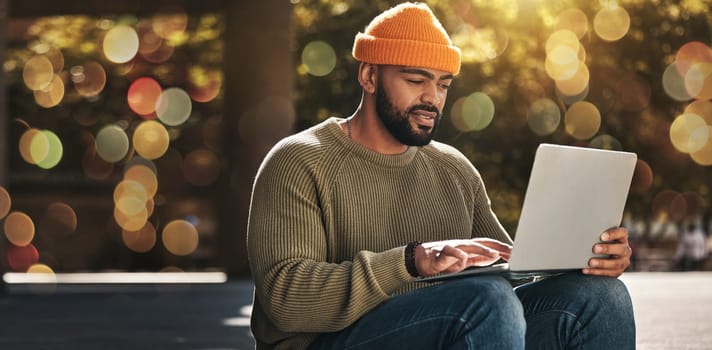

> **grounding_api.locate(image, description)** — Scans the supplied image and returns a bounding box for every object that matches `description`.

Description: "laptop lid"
[507,143,637,271]
[417,143,637,283]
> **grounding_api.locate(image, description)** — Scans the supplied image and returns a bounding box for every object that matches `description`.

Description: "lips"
[410,109,438,128]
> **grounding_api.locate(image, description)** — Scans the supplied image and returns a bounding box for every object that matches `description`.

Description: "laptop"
[418,143,637,282]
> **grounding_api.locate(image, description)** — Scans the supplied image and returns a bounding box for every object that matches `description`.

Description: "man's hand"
[584,227,632,278]
[414,238,512,277]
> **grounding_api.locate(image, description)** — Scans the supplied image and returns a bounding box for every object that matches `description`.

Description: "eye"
[439,83,451,90]
[407,79,424,85]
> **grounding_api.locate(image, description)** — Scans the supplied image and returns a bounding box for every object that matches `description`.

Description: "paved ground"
[0,272,709,349]
[620,272,712,350]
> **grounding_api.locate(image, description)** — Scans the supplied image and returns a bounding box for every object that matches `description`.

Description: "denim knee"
[451,276,527,342]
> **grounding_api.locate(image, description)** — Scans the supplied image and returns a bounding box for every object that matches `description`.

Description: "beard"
[375,80,441,147]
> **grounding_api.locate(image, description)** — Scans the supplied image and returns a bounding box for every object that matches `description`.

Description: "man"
[247,2,635,349]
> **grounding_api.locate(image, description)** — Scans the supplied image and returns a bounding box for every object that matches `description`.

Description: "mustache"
[408,104,441,116]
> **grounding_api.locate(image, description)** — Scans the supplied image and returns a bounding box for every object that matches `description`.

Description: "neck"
[346,98,410,155]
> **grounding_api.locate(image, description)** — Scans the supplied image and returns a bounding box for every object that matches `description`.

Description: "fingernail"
[594,245,604,253]
[601,233,609,241]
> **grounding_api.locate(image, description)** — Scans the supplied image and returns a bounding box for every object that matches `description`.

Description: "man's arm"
[247,142,411,333]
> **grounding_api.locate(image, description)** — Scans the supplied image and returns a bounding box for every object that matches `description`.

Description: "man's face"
[374,66,452,146]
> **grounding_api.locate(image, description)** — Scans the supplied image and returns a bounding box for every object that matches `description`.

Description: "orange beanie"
[352,2,461,75]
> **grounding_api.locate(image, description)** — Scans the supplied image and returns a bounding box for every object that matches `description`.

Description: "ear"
[357,62,377,95]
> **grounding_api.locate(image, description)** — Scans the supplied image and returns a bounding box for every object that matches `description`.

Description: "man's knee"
[450,276,526,332]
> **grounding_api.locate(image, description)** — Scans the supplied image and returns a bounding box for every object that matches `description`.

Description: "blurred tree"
[291,0,712,233]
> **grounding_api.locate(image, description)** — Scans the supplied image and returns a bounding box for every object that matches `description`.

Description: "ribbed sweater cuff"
[370,246,415,294]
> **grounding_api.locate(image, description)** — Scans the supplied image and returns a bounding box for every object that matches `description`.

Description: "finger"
[601,227,629,242]
[588,256,630,272]
[433,246,468,271]
[458,244,500,258]
[593,242,632,257]
[477,240,513,254]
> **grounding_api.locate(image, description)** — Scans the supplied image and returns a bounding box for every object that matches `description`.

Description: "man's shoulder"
[421,140,471,164]
[261,119,340,169]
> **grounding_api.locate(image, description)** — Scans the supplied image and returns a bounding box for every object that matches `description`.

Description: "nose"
[421,82,442,106]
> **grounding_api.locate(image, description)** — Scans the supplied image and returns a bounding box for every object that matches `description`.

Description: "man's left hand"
[583,227,631,278]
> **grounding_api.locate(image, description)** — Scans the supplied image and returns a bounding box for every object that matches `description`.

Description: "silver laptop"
[418,143,637,282]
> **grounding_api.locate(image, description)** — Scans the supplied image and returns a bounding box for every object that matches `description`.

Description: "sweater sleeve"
[442,145,512,244]
[247,140,413,334]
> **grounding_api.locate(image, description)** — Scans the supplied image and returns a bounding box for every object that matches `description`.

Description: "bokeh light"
[162,219,199,256]
[593,4,630,42]
[27,263,55,274]
[103,25,139,64]
[456,92,495,132]
[19,128,49,165]
[188,67,222,103]
[83,143,115,180]
[565,101,601,140]
[36,130,63,169]
[555,63,589,97]
[630,159,654,194]
[545,45,579,81]
[301,40,337,77]
[589,134,622,150]
[39,202,77,236]
[685,99,712,124]
[7,244,39,272]
[34,73,65,108]
[676,40,712,62]
[685,62,712,100]
[124,164,158,198]
[31,43,64,73]
[545,30,579,56]
[663,61,694,102]
[72,61,107,97]
[114,180,149,216]
[652,190,687,221]
[4,211,35,247]
[114,206,148,232]
[156,87,192,126]
[669,113,708,153]
[22,55,54,91]
[133,120,170,160]
[95,125,130,163]
[26,263,58,292]
[555,8,589,39]
[152,12,188,40]
[690,127,712,165]
[141,40,175,63]
[527,98,561,136]
[128,77,162,117]
[0,186,10,220]
[557,84,589,106]
[183,149,220,187]
[122,222,157,253]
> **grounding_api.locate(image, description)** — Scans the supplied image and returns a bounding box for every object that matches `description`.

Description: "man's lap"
[310,272,635,349]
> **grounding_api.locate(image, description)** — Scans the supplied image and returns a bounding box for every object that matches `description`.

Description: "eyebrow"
[399,68,454,81]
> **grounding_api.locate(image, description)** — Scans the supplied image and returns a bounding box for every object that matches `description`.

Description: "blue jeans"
[309,272,635,349]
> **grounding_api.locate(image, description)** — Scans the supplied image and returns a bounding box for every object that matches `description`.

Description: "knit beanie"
[352,2,461,75]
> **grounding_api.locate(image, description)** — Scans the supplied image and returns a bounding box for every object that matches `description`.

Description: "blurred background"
[1,0,712,286]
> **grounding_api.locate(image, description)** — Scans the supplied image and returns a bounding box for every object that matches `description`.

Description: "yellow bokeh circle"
[162,219,199,256]
[133,120,170,160]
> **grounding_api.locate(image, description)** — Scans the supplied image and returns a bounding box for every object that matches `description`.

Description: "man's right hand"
[414,238,512,277]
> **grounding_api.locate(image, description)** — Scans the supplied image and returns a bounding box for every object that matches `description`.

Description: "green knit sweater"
[247,117,512,349]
